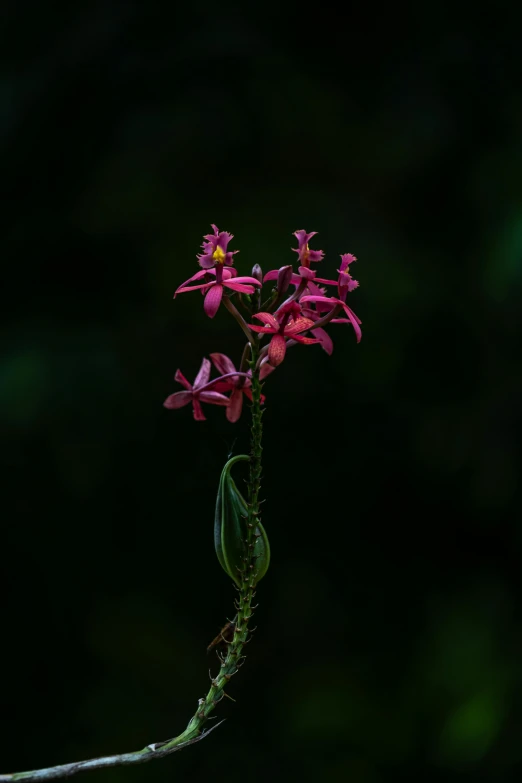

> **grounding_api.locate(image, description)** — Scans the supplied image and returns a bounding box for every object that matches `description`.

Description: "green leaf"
[214,455,270,586]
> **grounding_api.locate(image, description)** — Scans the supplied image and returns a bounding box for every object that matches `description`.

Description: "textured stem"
[181,342,263,743]
[0,722,224,782]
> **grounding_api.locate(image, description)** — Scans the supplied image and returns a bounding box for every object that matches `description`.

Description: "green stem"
[181,336,263,741]
[177,283,264,746]
[0,723,224,782]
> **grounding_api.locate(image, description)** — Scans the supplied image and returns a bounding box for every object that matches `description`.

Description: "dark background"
[2,3,522,782]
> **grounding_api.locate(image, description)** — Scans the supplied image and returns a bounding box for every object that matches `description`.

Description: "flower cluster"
[165,225,361,421]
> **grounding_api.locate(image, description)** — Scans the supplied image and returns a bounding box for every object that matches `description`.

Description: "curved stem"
[0,723,224,782]
[307,303,342,332]
[198,371,251,393]
[274,278,307,315]
[182,340,263,739]
[223,297,255,343]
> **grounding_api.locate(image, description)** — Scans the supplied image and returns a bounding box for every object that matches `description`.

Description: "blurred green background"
[2,3,522,782]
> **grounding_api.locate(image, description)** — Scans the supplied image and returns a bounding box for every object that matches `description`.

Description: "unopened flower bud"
[251,263,263,283]
[276,265,293,295]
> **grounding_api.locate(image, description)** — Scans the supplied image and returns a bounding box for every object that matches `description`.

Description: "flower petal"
[313,277,338,286]
[312,326,334,355]
[197,253,215,269]
[163,391,193,409]
[204,284,224,318]
[338,253,357,272]
[193,358,212,388]
[210,379,235,392]
[215,231,234,251]
[226,388,243,422]
[298,266,316,280]
[223,281,256,294]
[228,276,262,286]
[300,295,336,307]
[259,361,276,380]
[224,251,239,266]
[341,304,362,343]
[263,269,279,282]
[268,334,287,366]
[175,281,214,295]
[284,316,315,336]
[175,269,215,295]
[209,353,237,377]
[292,335,321,345]
[249,324,277,334]
[307,249,324,263]
[293,229,317,249]
[253,312,279,330]
[198,390,230,406]
[192,399,206,421]
[174,369,192,390]
[330,310,360,325]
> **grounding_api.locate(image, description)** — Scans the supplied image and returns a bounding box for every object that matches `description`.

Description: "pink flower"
[300,254,362,343]
[263,231,334,289]
[337,253,359,295]
[249,306,319,366]
[197,224,238,269]
[292,229,325,267]
[175,267,261,318]
[264,230,329,290]
[210,353,275,422]
[163,358,230,421]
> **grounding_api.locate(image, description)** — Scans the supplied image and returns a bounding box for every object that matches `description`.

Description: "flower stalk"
[2,224,362,782]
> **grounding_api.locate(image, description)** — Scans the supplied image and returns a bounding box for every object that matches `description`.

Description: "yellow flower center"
[212,246,226,264]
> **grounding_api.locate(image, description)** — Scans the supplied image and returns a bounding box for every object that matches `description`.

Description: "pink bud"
[251,264,263,283]
[277,265,293,295]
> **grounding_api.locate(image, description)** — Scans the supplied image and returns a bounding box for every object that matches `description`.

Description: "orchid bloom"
[163,358,230,421]
[264,230,333,289]
[175,225,261,318]
[292,230,325,267]
[209,353,274,422]
[337,253,359,295]
[197,224,238,270]
[249,303,319,366]
[175,267,261,318]
[299,251,362,343]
